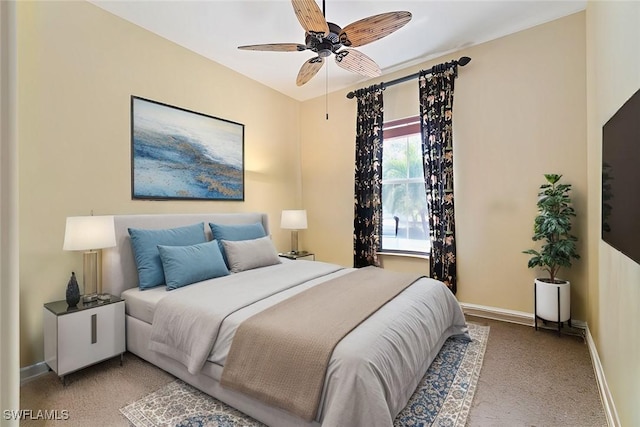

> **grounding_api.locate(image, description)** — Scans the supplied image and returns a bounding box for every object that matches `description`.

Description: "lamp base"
[83,250,99,303]
[290,230,299,254]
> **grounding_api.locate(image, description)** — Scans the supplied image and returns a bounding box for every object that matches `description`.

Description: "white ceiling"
[90,0,586,101]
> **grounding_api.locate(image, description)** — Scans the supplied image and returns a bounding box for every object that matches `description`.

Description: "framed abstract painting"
[131,96,244,201]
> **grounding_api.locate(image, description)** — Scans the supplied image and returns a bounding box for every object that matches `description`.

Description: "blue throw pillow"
[128,223,207,289]
[208,222,267,265]
[158,240,229,290]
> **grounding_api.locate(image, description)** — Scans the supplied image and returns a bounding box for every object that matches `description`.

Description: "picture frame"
[131,96,244,201]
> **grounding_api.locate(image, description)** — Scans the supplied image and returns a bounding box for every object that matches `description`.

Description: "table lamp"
[63,215,116,302]
[281,210,307,254]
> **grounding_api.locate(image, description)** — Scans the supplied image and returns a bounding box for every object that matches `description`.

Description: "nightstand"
[43,295,125,384]
[279,251,315,261]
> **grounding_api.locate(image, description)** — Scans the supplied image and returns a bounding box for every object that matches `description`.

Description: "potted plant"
[523,174,580,325]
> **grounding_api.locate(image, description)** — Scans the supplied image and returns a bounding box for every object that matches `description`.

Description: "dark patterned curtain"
[353,86,384,268]
[419,65,458,293]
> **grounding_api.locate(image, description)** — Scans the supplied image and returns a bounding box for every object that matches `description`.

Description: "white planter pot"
[535,279,571,322]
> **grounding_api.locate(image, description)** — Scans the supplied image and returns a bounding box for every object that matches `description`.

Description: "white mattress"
[121,286,168,324]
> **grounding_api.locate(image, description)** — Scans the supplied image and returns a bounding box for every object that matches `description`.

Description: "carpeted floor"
[466,316,606,427]
[20,317,607,426]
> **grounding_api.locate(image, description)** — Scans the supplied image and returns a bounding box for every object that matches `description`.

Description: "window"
[381,117,430,254]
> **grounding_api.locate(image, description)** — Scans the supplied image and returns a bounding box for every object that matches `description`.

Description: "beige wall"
[301,13,588,318]
[17,1,302,366]
[587,2,640,425]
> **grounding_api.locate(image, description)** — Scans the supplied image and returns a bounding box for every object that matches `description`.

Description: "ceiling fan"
[238,0,412,86]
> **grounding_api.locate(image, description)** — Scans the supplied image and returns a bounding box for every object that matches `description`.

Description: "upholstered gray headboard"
[102,213,269,297]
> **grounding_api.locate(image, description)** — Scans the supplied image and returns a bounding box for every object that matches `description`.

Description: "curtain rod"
[345,56,471,99]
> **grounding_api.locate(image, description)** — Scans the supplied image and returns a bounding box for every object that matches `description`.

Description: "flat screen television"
[601,88,640,265]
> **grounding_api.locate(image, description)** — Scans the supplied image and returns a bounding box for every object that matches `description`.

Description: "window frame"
[379,116,430,256]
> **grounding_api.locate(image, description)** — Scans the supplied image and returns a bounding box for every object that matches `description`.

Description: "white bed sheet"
[121,285,168,324]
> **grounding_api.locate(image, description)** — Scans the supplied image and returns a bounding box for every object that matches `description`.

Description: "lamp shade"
[63,216,116,251]
[280,210,307,230]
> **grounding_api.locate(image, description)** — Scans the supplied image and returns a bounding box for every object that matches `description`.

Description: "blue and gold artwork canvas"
[131,96,244,201]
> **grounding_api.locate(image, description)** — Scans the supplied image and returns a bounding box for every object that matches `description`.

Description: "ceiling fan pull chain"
[325,61,329,120]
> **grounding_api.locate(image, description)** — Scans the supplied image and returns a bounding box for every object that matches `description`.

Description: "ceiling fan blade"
[339,11,412,47]
[291,0,329,38]
[297,56,324,86]
[334,49,381,78]
[238,43,307,52]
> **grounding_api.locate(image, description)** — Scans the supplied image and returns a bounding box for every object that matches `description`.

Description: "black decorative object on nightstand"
[65,272,80,307]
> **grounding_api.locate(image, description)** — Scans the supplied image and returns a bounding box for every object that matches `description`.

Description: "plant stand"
[534,279,571,336]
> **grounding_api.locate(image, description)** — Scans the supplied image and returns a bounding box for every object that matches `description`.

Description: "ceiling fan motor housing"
[306,22,343,57]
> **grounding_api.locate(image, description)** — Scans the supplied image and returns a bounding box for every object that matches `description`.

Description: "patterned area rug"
[121,323,489,427]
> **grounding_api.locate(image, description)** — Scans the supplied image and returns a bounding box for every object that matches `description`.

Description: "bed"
[102,213,468,427]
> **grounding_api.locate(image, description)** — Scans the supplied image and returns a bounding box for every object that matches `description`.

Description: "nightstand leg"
[61,375,67,387]
[120,353,123,366]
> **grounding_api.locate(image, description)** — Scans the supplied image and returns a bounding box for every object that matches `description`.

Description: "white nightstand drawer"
[44,298,125,377]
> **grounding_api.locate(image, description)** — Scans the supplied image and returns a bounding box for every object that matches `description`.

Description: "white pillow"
[222,236,282,273]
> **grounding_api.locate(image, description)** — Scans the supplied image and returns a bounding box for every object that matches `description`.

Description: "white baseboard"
[460,302,534,326]
[460,302,588,329]
[584,325,621,427]
[20,361,49,385]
